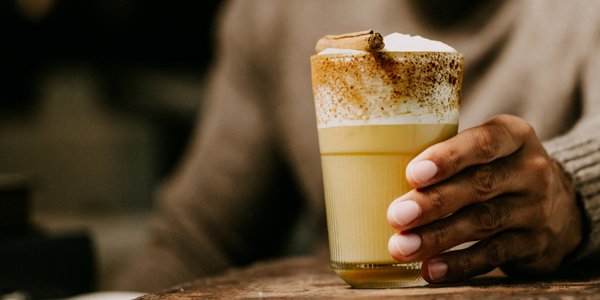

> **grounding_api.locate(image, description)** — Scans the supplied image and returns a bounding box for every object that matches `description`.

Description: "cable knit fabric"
[545,121,600,264]
[114,0,600,291]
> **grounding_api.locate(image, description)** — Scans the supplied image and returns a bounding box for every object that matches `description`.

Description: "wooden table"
[138,255,600,299]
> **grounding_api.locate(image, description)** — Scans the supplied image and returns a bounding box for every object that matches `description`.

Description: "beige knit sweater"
[115,0,600,291]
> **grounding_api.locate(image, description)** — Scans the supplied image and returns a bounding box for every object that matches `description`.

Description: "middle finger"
[388,156,529,231]
[388,194,539,261]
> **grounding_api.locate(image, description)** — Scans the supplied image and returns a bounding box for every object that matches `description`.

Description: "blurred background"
[0,0,222,297]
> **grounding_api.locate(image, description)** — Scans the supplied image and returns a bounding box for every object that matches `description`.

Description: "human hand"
[386,114,584,283]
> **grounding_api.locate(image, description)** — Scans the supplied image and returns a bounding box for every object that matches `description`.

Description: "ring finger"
[388,195,539,261]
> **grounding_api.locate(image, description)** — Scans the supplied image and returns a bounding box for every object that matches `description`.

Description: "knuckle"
[486,239,511,266]
[424,186,447,211]
[438,143,462,173]
[517,119,536,139]
[491,114,530,148]
[427,221,455,249]
[509,115,536,143]
[473,202,508,232]
[530,155,552,182]
[489,114,515,130]
[471,164,498,200]
[529,154,550,171]
[455,252,473,275]
[470,127,500,162]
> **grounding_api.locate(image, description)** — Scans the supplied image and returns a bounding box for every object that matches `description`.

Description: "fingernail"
[389,233,422,256]
[428,260,448,281]
[408,160,438,185]
[388,200,420,226]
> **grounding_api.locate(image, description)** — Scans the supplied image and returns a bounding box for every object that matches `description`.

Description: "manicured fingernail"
[388,200,420,226]
[428,260,448,281]
[408,160,438,185]
[389,233,422,256]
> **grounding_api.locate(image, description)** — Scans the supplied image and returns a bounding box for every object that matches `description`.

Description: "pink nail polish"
[390,233,422,256]
[428,261,448,281]
[388,200,420,226]
[409,160,437,185]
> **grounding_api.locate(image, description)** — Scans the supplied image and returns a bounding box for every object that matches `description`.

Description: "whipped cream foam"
[318,33,456,55]
[311,32,463,128]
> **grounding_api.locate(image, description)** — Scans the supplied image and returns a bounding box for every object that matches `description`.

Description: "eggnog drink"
[310,33,463,288]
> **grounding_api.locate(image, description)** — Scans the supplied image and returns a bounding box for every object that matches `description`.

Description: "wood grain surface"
[138,255,600,299]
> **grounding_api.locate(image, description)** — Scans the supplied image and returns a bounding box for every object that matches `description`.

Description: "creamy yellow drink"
[311,32,463,288]
[319,124,457,286]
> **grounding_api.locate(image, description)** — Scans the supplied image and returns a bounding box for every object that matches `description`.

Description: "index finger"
[406,115,533,188]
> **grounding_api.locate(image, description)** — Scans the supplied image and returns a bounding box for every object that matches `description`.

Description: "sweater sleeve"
[543,38,600,265]
[113,0,299,291]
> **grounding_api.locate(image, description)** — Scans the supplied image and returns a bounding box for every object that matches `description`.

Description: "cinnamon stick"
[315,30,384,53]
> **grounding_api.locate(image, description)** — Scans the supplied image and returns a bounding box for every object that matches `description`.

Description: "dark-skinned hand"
[387,114,583,283]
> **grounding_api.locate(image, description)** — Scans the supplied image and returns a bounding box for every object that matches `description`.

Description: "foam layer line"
[316,111,459,129]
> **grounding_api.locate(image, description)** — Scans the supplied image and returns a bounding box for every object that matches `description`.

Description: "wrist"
[551,158,586,268]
